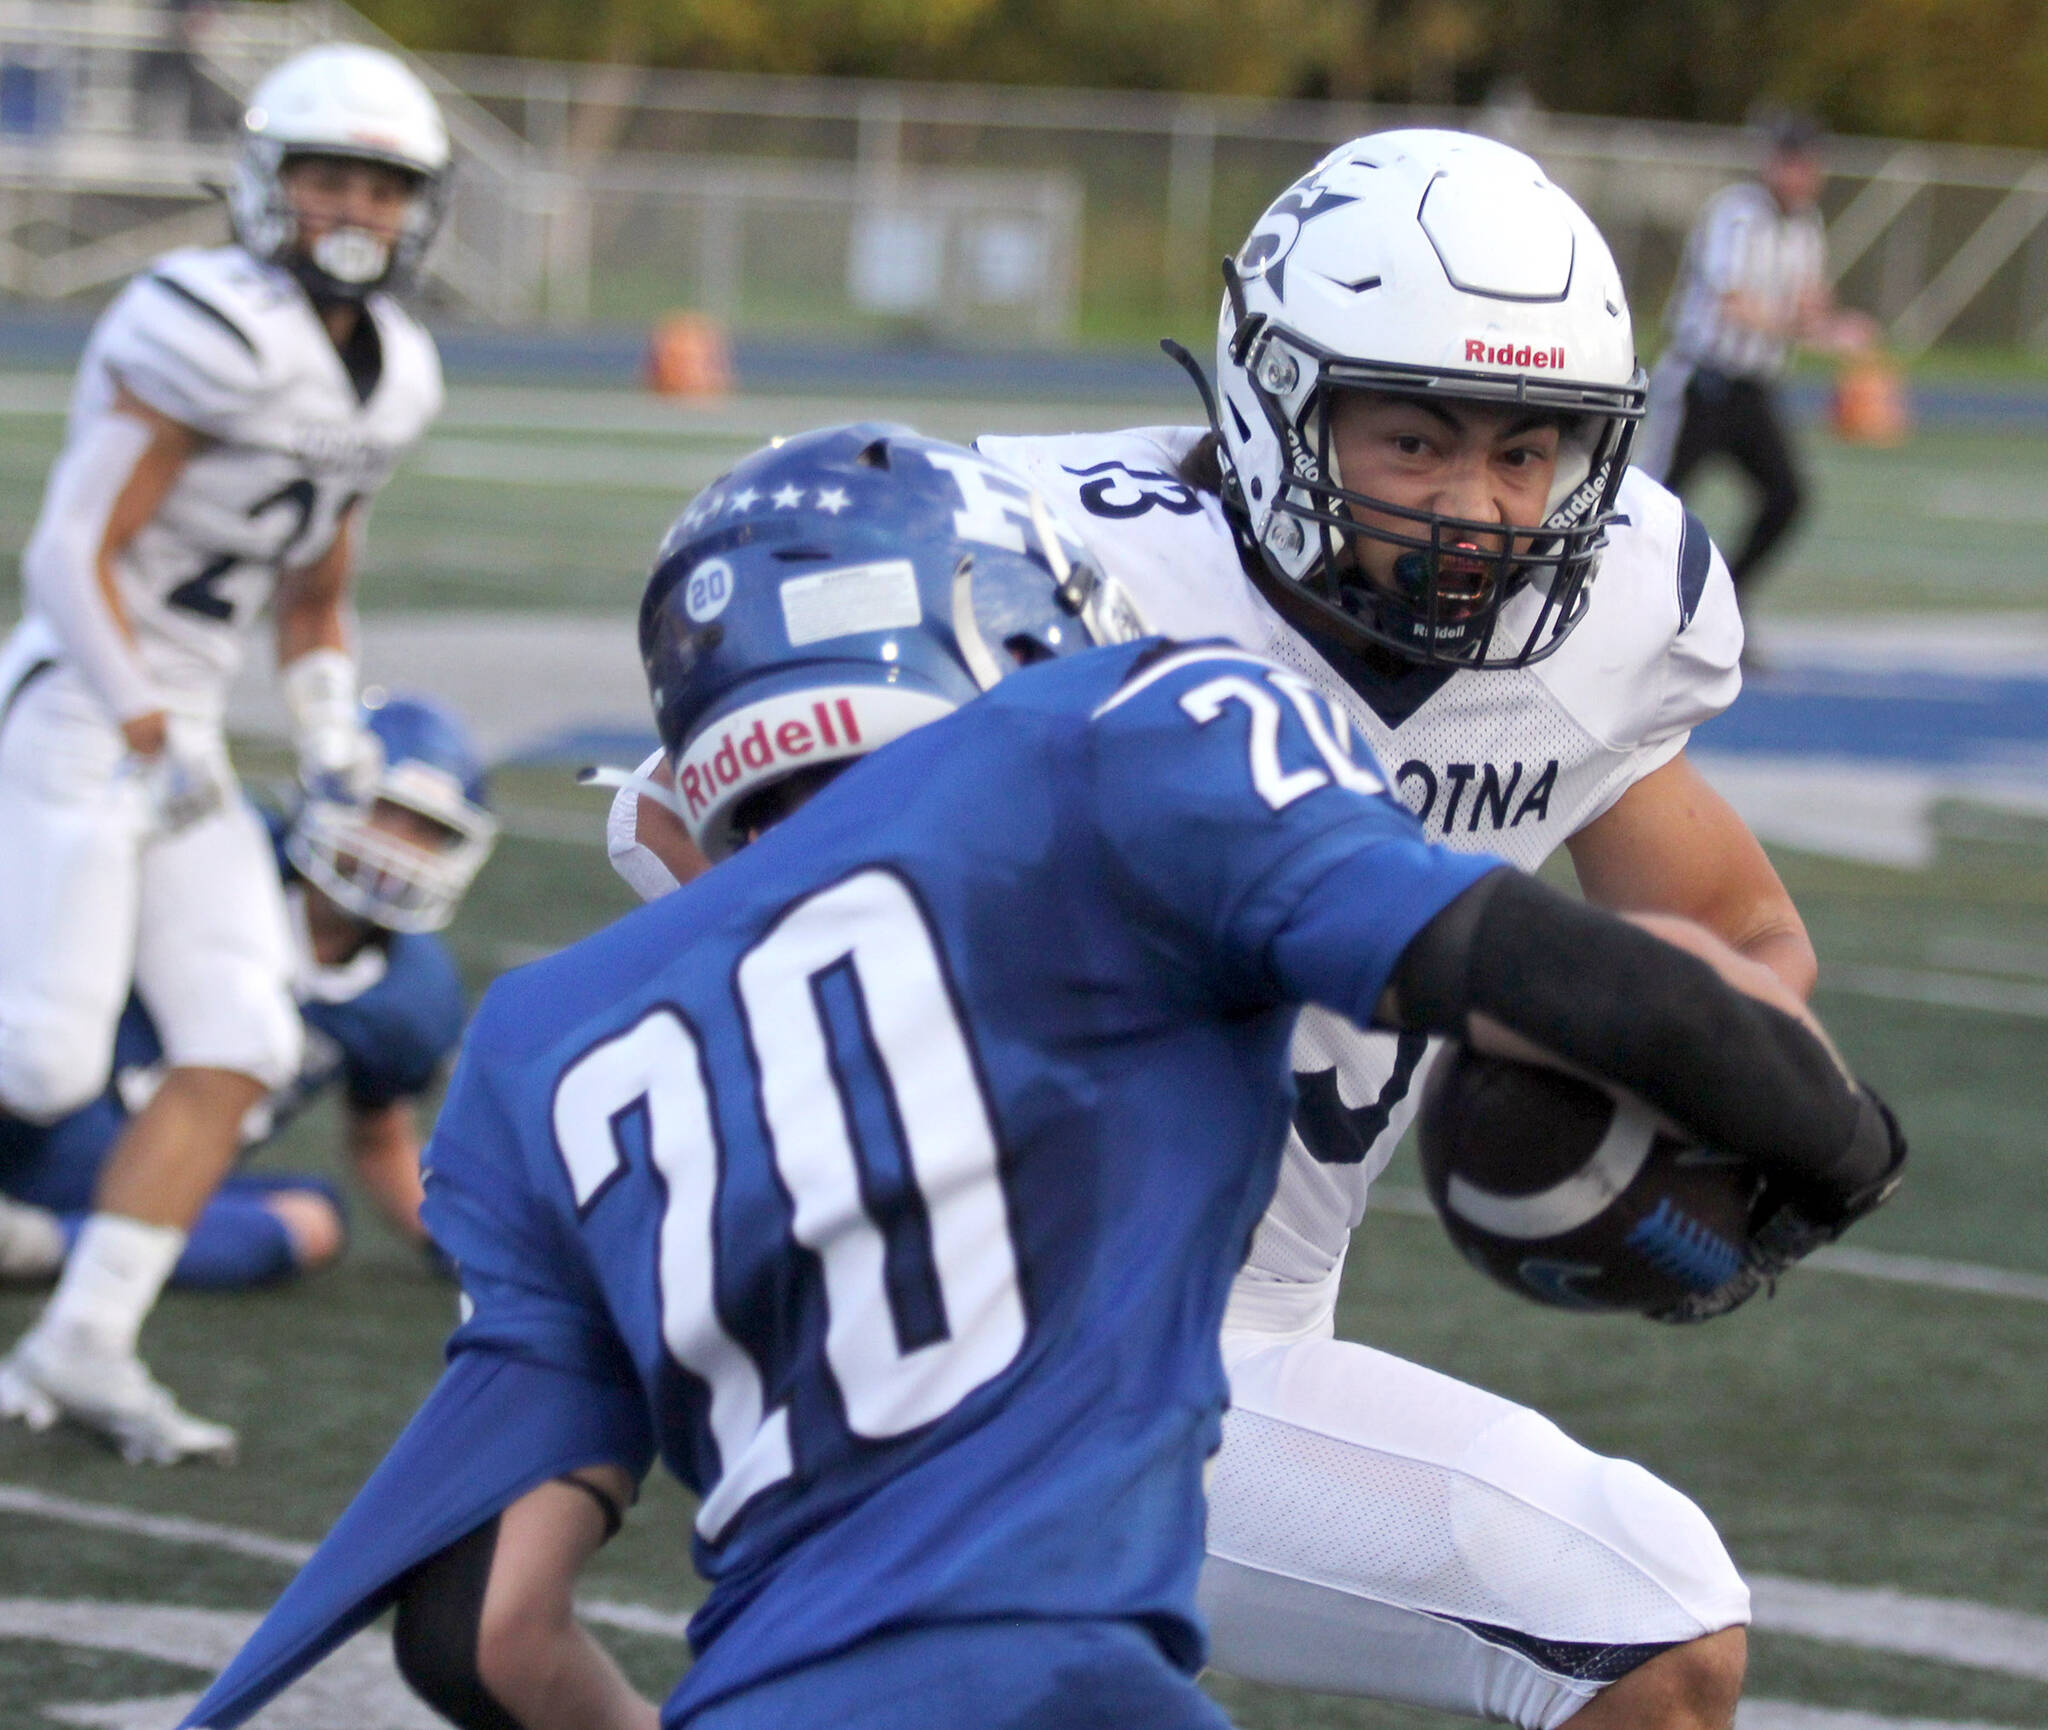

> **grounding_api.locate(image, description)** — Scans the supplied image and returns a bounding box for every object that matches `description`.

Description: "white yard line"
[0,1483,313,1566]
[1802,1245,2048,1303]
[1751,611,2048,676]
[410,439,729,491]
[578,1598,693,1639]
[6,1493,2048,1682]
[1819,963,2048,1020]
[1368,1185,2048,1304]
[1927,477,2048,528]
[495,804,610,844]
[0,1598,443,1729]
[1738,1706,2039,1730]
[0,1593,2028,1730]
[1750,1574,2048,1683]
[432,384,1175,441]
[0,375,70,414]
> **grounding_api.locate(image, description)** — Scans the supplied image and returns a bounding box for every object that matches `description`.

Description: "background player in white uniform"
[979,132,1820,1730]
[0,44,446,1464]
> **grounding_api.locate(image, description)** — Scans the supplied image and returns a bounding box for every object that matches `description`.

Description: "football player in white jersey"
[0,43,446,1464]
[977,131,1813,1730]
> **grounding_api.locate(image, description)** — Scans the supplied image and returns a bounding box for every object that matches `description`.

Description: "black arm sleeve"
[391,1517,526,1730]
[1387,871,1899,1209]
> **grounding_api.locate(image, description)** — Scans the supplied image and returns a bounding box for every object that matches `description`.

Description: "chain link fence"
[2,3,2047,353]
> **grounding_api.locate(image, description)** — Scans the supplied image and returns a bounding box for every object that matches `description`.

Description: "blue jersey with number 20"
[421,638,1501,1721]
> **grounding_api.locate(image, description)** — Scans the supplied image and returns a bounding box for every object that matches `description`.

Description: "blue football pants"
[3,1097,340,1289]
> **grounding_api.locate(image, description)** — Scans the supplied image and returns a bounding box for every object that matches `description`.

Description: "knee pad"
[0,1023,112,1124]
[147,966,302,1092]
[134,804,301,1089]
[392,1517,526,1730]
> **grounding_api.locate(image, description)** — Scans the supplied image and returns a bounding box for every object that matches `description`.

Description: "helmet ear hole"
[1003,633,1057,669]
[855,439,892,470]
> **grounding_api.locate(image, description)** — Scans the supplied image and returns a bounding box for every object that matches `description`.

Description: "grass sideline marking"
[1749,1575,2048,1683]
[0,1484,313,1566]
[0,1603,2017,1730]
[6,1483,2048,1682]
[412,439,727,492]
[1821,963,2048,1020]
[1739,1706,2036,1730]
[1368,1186,2048,1305]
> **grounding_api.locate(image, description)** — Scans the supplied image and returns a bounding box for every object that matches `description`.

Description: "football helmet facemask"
[1211,129,1646,670]
[640,423,1145,862]
[288,694,497,934]
[230,44,450,302]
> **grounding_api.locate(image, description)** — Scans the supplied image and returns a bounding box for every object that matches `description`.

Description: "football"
[1416,1045,1760,1314]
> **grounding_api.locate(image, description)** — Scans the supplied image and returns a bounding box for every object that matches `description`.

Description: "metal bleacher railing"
[0,0,542,321]
[4,1,2048,353]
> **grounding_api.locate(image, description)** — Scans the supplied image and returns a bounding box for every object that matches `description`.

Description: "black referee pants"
[1663,368,1805,599]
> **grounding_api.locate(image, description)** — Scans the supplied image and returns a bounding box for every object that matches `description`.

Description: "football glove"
[296,721,383,809]
[125,730,233,835]
[1650,1086,1907,1325]
[283,647,380,807]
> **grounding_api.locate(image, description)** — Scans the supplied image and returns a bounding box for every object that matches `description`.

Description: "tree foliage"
[344,0,2048,149]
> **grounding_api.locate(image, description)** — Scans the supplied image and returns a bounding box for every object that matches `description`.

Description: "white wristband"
[280,647,359,766]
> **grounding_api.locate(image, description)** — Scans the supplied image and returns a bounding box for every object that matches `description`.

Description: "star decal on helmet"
[1237,184,1358,300]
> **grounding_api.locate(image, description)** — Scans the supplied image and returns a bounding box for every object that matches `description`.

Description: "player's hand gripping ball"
[1417,1046,1761,1317]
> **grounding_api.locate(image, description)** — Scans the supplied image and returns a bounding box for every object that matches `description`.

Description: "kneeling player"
[179,428,1901,1730]
[0,696,494,1295]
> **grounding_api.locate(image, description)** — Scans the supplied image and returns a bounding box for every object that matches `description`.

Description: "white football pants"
[0,662,299,1123]
[1201,1329,1750,1728]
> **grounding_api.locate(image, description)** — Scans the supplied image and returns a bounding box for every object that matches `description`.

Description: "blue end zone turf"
[1696,668,2048,768]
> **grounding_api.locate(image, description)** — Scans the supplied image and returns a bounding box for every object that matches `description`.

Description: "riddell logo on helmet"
[678,698,864,819]
[1465,341,1566,370]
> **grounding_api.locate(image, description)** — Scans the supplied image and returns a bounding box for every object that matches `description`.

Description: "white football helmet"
[229,44,450,299]
[1211,129,1645,669]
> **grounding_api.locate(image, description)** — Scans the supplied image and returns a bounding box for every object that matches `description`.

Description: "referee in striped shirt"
[1638,114,1875,621]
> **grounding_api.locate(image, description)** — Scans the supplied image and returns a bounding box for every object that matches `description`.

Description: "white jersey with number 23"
[979,426,1742,1324]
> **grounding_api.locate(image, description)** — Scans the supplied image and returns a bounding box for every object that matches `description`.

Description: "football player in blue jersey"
[180,427,1901,1730]
[0,695,494,1305]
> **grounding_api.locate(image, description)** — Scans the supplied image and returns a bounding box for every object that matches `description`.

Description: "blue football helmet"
[641,423,1145,860]
[287,694,498,933]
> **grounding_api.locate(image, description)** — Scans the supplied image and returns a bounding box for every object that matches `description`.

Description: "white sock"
[35,1213,185,1358]
[0,1195,65,1280]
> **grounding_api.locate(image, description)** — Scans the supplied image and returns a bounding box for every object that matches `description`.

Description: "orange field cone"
[645,312,733,399]
[1831,353,1910,446]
